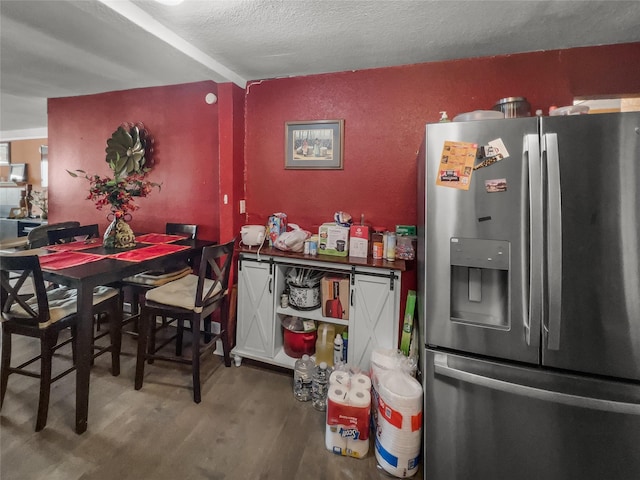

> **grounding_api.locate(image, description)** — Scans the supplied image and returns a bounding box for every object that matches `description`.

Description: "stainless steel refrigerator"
[417,112,640,480]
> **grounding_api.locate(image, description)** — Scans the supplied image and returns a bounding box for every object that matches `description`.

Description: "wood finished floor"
[0,328,422,479]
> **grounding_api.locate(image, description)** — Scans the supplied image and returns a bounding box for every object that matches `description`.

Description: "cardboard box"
[395,224,417,236]
[267,213,287,246]
[349,225,370,259]
[321,274,350,320]
[318,223,349,257]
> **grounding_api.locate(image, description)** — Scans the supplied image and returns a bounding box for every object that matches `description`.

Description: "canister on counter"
[304,240,311,255]
[385,232,396,261]
[309,241,318,256]
[372,227,385,260]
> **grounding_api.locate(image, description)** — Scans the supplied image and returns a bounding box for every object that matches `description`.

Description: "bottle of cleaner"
[333,333,343,366]
[342,331,348,363]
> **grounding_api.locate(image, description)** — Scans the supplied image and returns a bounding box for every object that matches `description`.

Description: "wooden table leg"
[75,284,92,434]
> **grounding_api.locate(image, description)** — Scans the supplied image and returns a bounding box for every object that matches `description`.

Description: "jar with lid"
[492,97,531,118]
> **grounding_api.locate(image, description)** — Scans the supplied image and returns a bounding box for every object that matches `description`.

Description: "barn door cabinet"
[233,246,405,371]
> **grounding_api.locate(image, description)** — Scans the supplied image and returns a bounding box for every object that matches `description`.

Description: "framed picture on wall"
[0,142,10,165]
[285,120,344,169]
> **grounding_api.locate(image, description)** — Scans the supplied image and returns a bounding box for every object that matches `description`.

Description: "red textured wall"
[46,44,640,245]
[48,81,222,242]
[244,43,640,232]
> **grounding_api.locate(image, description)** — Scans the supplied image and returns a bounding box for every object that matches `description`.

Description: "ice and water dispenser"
[449,237,510,329]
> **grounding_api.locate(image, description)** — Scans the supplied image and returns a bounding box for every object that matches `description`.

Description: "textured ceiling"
[2,0,640,136]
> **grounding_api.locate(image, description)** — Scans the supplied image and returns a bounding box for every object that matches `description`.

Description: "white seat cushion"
[8,285,119,329]
[145,274,222,313]
[123,266,191,286]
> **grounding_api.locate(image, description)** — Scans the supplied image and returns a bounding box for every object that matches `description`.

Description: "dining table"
[22,233,217,434]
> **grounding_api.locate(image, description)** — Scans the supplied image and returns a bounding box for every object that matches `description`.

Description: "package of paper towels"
[326,374,371,459]
[374,369,423,478]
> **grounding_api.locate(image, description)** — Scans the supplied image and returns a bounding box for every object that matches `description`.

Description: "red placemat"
[110,243,190,262]
[46,239,103,252]
[135,233,188,244]
[39,251,106,270]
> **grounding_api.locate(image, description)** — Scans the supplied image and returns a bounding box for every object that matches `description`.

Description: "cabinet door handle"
[268,278,272,294]
[350,289,354,307]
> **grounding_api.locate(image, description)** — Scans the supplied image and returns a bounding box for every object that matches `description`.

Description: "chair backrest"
[27,221,81,249]
[0,255,50,325]
[195,238,236,310]
[166,223,197,240]
[47,224,100,245]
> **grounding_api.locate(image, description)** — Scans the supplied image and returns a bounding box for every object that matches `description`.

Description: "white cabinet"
[232,248,404,372]
[351,272,399,369]
[236,257,276,359]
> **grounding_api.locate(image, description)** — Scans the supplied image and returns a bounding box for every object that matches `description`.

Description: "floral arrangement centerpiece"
[68,122,161,248]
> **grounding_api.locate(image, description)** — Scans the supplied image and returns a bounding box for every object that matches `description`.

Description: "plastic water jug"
[315,323,335,367]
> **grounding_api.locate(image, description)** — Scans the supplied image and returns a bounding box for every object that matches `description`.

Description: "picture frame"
[285,120,344,169]
[0,142,10,166]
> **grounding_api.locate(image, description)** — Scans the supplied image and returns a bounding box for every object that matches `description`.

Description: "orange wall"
[46,43,640,242]
[244,43,640,232]
[0,138,46,187]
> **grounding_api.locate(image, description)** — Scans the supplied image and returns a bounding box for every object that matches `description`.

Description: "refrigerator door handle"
[524,134,543,347]
[433,353,640,415]
[543,133,562,350]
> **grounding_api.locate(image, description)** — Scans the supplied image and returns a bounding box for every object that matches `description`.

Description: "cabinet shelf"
[234,249,402,371]
[276,305,349,326]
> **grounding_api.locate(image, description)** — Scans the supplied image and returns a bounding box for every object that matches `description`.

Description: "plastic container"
[315,323,336,366]
[453,110,504,122]
[492,97,531,118]
[342,331,348,363]
[312,361,330,411]
[371,227,385,260]
[549,104,590,116]
[385,232,396,261]
[333,333,343,365]
[293,354,314,401]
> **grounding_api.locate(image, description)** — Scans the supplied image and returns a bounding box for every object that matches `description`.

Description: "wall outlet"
[239,199,246,214]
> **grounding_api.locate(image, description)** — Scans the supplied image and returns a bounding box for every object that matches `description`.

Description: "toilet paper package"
[326,384,371,458]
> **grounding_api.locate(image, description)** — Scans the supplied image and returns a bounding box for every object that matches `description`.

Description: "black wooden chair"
[46,224,101,246]
[134,238,235,403]
[47,223,122,345]
[26,221,81,249]
[122,223,198,337]
[0,254,122,431]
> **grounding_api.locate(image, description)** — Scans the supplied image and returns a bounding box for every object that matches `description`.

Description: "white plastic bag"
[274,223,311,252]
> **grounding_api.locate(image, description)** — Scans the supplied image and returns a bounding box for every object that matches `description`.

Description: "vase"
[103,211,136,249]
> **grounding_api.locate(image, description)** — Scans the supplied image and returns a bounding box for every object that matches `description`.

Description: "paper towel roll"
[328,384,349,406]
[347,438,370,458]
[326,424,347,454]
[351,373,372,391]
[347,388,371,408]
[377,370,423,412]
[329,370,351,387]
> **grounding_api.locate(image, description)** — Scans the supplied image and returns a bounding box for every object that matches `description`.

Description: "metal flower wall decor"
[68,122,161,215]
